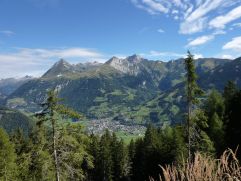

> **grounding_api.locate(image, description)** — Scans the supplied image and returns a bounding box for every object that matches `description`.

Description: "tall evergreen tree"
[0,128,17,180]
[88,134,101,181]
[184,51,203,160]
[205,90,225,155]
[57,123,93,180]
[111,134,129,181]
[223,80,238,105]
[172,126,187,163]
[225,90,241,159]
[35,90,81,181]
[99,130,114,181]
[28,126,55,181]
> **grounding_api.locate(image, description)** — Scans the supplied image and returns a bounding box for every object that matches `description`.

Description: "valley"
[1,55,240,135]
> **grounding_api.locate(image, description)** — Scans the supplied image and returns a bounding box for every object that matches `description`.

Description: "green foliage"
[88,130,130,181]
[7,56,234,125]
[0,106,33,135]
[1,70,241,181]
[184,51,203,160]
[184,51,203,105]
[57,123,93,180]
[203,90,225,155]
[223,80,238,108]
[224,90,241,159]
[0,128,17,180]
[35,90,87,181]
[130,125,187,181]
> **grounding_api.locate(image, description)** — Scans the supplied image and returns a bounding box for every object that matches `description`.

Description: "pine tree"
[28,126,55,181]
[223,80,238,105]
[184,51,203,160]
[11,128,32,180]
[96,130,113,181]
[0,128,17,180]
[57,123,93,180]
[128,139,135,178]
[191,109,216,155]
[204,90,225,155]
[173,126,187,163]
[225,90,241,159]
[111,135,129,181]
[35,90,81,181]
[88,134,101,181]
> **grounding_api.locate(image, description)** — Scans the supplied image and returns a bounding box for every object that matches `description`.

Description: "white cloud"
[172,9,179,14]
[130,0,168,14]
[194,53,204,59]
[187,35,214,47]
[157,28,165,33]
[142,50,203,60]
[17,48,102,59]
[180,0,226,34]
[131,0,241,35]
[174,15,179,20]
[185,0,223,22]
[209,5,241,29]
[142,0,169,13]
[148,50,185,57]
[186,29,226,47]
[213,29,226,35]
[179,17,207,34]
[221,54,234,59]
[223,36,241,51]
[0,47,105,78]
[232,22,241,27]
[0,30,15,37]
[172,0,182,7]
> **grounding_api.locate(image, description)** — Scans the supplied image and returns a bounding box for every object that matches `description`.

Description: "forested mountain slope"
[4,55,239,124]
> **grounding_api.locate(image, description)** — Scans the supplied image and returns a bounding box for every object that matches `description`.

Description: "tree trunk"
[187,80,191,162]
[188,101,191,162]
[52,119,60,181]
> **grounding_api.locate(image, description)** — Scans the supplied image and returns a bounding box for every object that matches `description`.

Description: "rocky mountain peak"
[106,55,143,75]
[106,56,120,64]
[126,54,143,63]
[42,59,74,78]
[53,59,72,68]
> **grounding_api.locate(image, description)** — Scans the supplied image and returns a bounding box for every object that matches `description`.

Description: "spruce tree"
[184,51,203,160]
[111,135,129,181]
[205,90,225,154]
[0,128,17,180]
[57,123,93,180]
[225,90,241,158]
[35,90,81,181]
[99,130,113,181]
[88,134,101,181]
[28,126,55,181]
[223,80,238,104]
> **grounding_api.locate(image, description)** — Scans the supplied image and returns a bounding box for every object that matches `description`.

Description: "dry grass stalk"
[152,149,241,181]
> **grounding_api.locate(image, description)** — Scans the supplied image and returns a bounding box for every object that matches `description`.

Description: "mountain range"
[1,55,241,125]
[0,76,34,103]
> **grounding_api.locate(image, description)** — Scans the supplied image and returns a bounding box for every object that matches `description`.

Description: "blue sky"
[1,0,241,78]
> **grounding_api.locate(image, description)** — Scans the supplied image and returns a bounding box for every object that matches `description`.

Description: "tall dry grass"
[151,149,241,181]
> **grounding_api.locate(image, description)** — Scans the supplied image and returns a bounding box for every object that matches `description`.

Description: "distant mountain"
[4,55,239,125]
[200,57,241,89]
[0,76,34,103]
[42,59,102,78]
[106,54,146,75]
